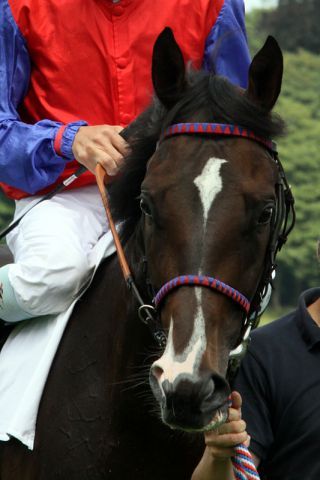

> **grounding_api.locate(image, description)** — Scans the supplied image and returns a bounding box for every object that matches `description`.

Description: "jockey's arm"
[0,4,127,193]
[0,3,87,194]
[203,0,250,88]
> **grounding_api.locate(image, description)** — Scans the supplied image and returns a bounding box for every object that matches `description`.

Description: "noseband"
[97,121,295,365]
[154,275,250,314]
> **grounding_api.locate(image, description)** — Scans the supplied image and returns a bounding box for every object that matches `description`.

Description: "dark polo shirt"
[233,288,320,480]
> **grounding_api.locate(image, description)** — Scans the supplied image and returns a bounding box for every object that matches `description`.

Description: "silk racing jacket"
[0,0,250,199]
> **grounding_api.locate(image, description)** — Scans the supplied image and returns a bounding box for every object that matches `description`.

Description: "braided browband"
[162,122,277,153]
[154,275,250,314]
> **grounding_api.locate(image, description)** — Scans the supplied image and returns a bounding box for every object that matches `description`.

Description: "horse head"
[110,29,293,434]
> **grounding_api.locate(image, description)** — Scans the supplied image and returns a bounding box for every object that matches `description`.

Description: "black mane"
[108,70,285,241]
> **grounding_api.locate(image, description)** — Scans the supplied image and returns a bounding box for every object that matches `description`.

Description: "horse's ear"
[152,27,186,109]
[247,36,283,111]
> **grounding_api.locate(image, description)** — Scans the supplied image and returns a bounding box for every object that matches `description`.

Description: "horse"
[0,29,293,479]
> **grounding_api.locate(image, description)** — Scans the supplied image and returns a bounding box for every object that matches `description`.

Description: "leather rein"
[96,122,295,361]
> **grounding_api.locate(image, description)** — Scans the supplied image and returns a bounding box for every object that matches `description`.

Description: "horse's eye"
[140,197,153,218]
[258,205,274,225]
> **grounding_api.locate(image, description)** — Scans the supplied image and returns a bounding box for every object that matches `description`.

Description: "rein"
[95,164,167,348]
[0,166,87,240]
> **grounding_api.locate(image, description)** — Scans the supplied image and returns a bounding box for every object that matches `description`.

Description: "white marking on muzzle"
[152,288,206,386]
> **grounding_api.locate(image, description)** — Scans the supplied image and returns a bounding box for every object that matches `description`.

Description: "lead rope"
[232,445,260,480]
[229,399,260,480]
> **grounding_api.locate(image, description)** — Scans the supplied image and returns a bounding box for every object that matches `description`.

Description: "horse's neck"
[70,235,157,429]
[40,236,153,434]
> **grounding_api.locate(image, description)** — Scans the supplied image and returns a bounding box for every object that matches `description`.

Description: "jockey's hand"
[204,391,250,459]
[72,125,129,176]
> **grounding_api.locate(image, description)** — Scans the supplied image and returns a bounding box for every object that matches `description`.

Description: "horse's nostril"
[202,378,215,401]
[200,374,230,414]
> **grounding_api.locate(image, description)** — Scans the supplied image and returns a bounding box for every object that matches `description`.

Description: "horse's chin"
[162,404,229,434]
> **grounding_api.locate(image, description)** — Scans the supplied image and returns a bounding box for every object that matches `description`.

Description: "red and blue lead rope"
[232,445,260,480]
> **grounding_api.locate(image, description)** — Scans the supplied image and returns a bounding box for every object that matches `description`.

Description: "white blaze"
[194,157,227,228]
[152,157,227,386]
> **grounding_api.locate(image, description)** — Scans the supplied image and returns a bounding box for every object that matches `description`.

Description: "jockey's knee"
[7,252,91,319]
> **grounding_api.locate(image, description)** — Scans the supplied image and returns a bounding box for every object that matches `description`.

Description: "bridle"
[96,121,295,373]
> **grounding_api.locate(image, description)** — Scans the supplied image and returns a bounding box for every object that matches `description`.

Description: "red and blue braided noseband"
[154,278,257,478]
[232,445,260,480]
[162,122,276,153]
[154,275,250,314]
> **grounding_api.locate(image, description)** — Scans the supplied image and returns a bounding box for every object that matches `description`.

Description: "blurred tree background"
[247,0,320,311]
[0,0,319,310]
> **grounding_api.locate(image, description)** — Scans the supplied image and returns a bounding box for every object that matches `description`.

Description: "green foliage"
[271,50,320,303]
[245,10,267,56]
[248,11,320,305]
[0,191,14,243]
[259,0,320,54]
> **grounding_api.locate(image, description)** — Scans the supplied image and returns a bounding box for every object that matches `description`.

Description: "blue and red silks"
[0,0,250,199]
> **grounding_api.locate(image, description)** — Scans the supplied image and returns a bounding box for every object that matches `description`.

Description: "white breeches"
[6,185,109,317]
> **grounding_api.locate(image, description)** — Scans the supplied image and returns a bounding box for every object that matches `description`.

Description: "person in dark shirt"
[192,287,320,480]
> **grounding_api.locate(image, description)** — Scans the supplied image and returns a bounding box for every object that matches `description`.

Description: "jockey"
[0,0,250,323]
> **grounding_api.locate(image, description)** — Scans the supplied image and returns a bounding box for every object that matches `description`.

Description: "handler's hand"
[72,125,129,175]
[204,391,250,459]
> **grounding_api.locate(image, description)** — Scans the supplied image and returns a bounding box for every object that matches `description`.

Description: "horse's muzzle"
[149,369,230,432]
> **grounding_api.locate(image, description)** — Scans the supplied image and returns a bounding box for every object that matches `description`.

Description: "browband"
[162,122,277,153]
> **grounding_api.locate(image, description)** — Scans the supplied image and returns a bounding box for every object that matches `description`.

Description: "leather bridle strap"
[95,164,167,347]
[96,164,131,281]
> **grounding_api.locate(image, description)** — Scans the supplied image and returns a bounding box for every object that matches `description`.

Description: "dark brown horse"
[0,30,291,479]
